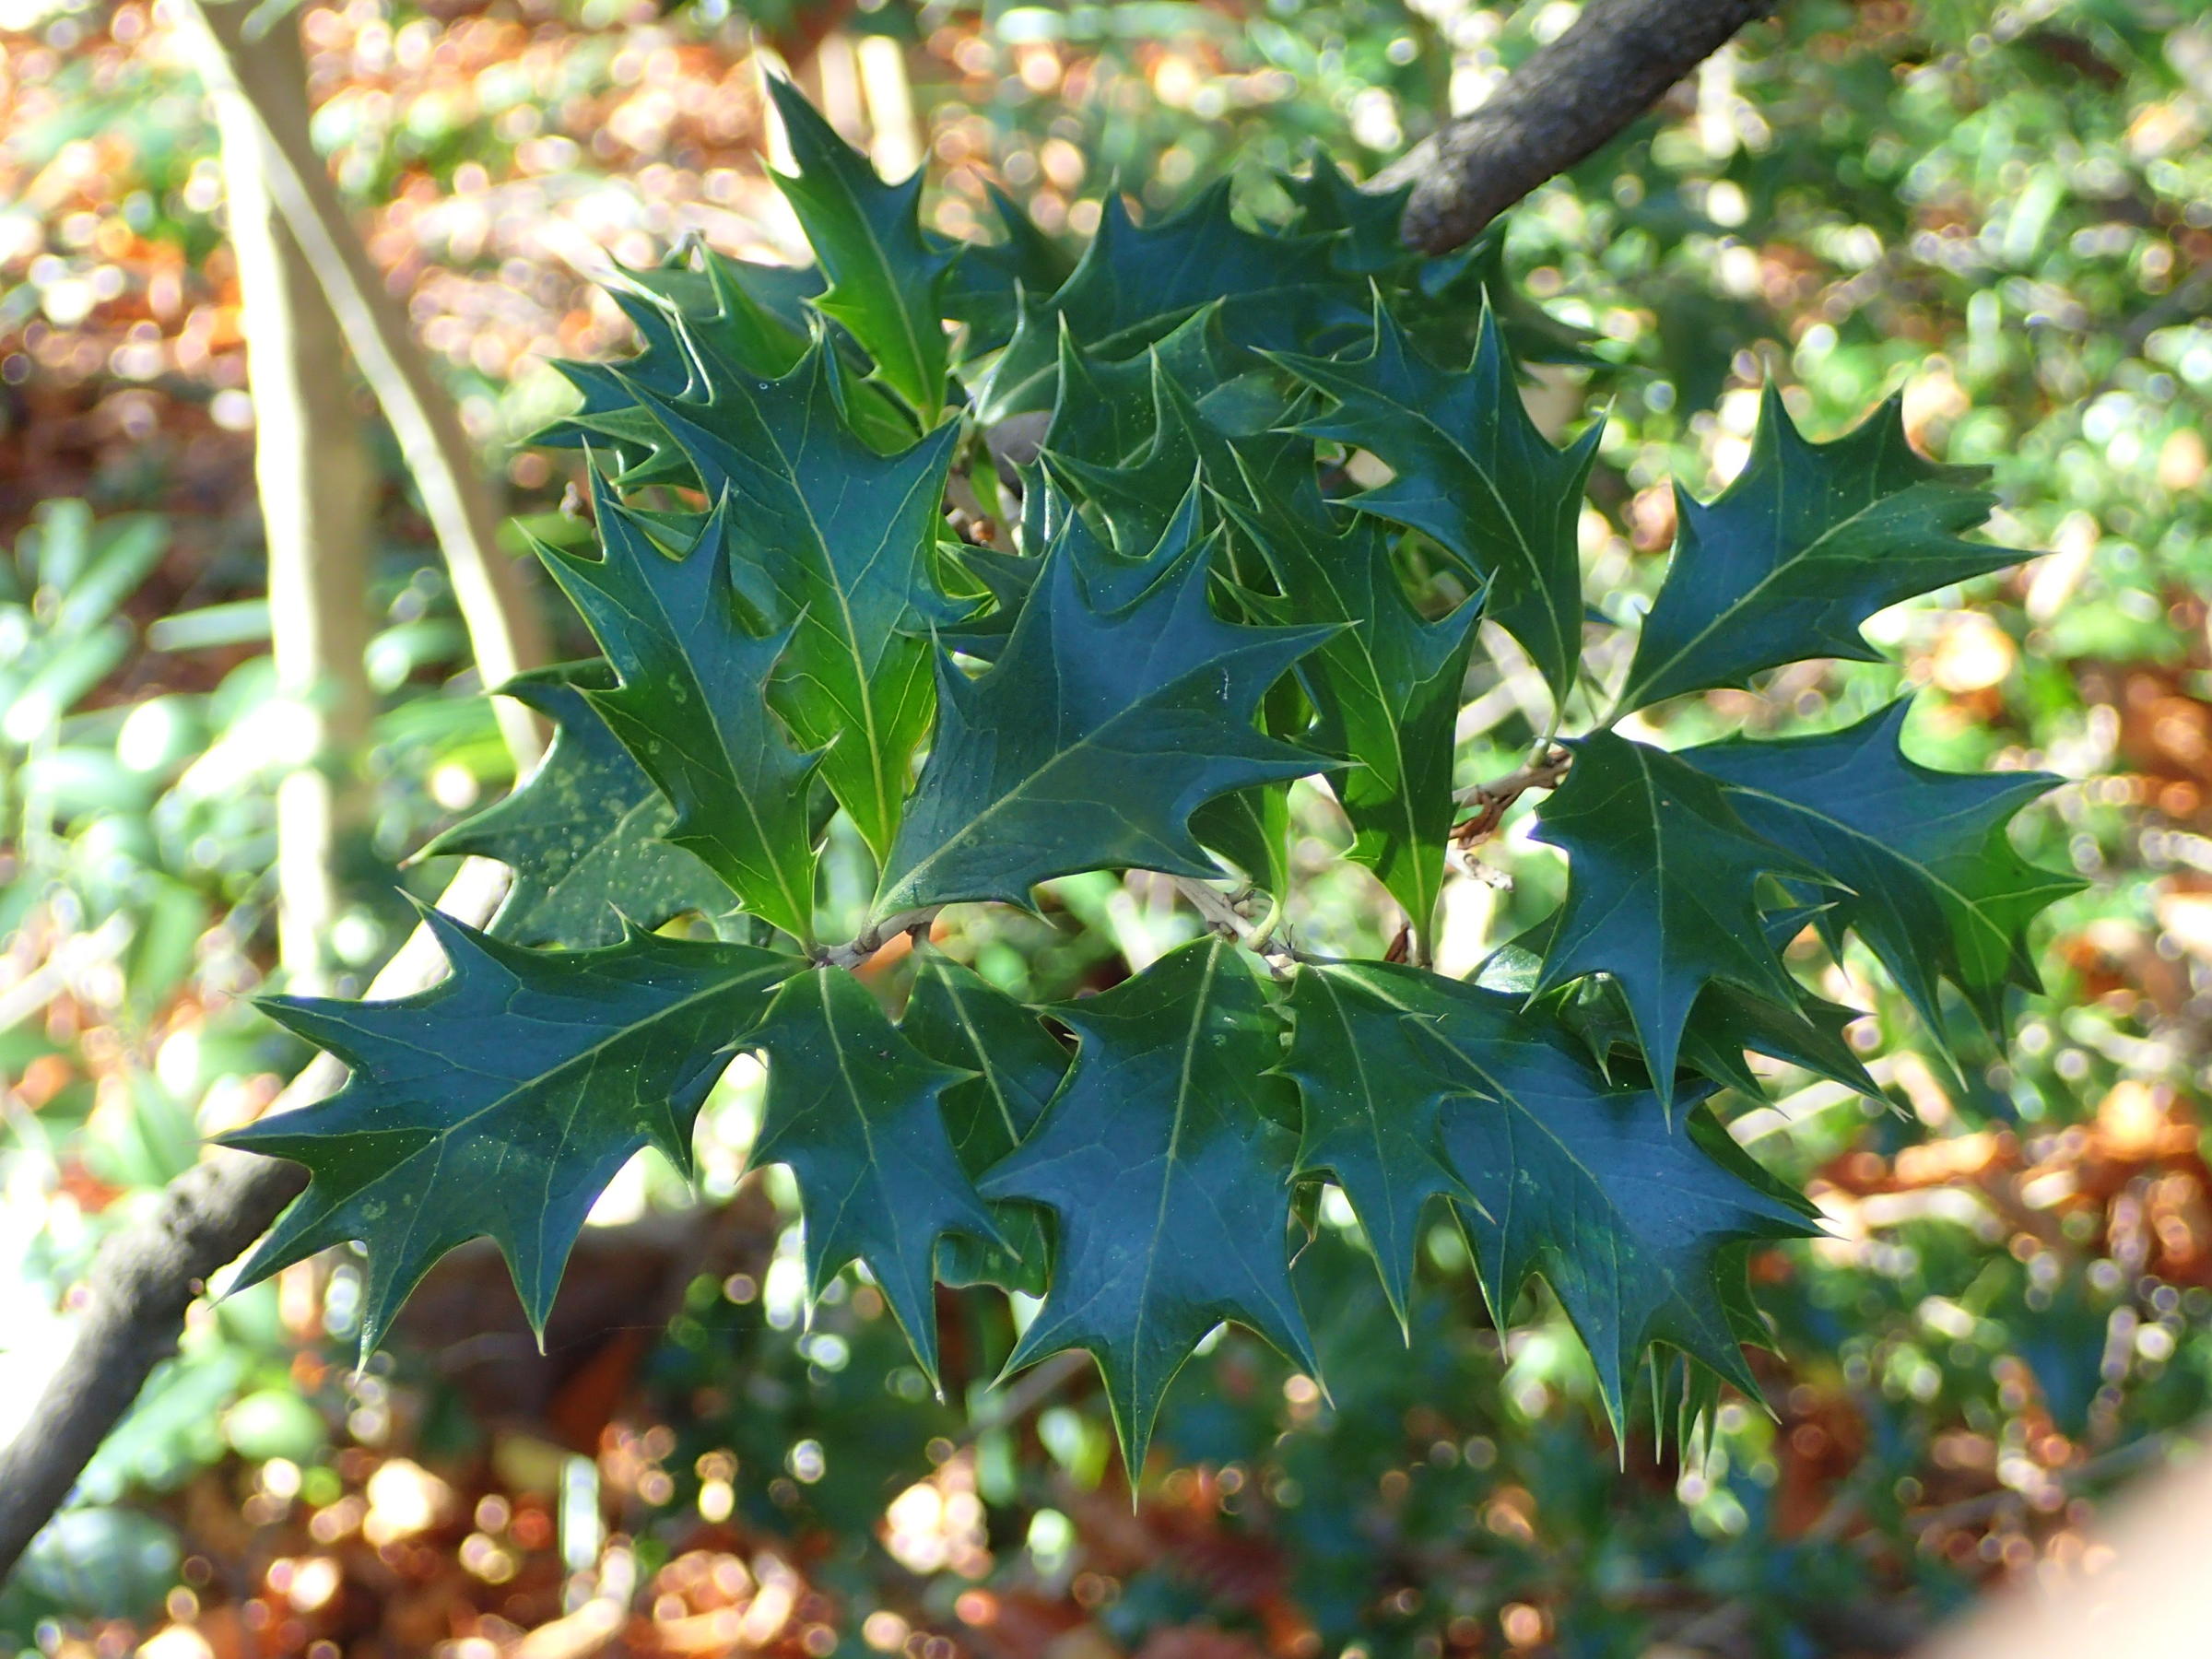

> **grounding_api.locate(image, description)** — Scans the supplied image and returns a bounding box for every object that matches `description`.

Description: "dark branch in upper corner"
[1375,0,1780,254]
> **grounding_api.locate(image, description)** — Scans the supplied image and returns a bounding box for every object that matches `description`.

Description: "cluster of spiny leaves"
[224,85,2077,1472]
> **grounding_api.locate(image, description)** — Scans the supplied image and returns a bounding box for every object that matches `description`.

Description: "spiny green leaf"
[1223,485,1477,951]
[1324,961,1817,1424]
[1674,982,1878,1101]
[979,182,1368,422]
[1680,700,2081,1030]
[981,936,1318,1475]
[1038,310,1255,553]
[1277,963,1477,1329]
[536,480,822,943]
[1530,729,1839,1108]
[872,506,1334,920]
[899,950,1068,1295]
[941,185,1076,359]
[1282,153,1412,275]
[1617,388,2026,712]
[417,662,728,949]
[767,77,954,419]
[746,966,1005,1387]
[1478,912,1879,1102]
[539,253,814,487]
[1272,299,1600,702]
[224,912,797,1354]
[1189,780,1294,899]
[622,336,960,863]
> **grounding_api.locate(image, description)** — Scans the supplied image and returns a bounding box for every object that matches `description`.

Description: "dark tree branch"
[0,859,512,1579]
[0,1148,308,1575]
[1377,0,1779,254]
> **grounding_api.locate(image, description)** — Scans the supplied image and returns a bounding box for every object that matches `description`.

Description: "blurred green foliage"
[2,0,2207,1655]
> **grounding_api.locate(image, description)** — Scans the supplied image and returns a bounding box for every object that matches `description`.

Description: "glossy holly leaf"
[935,541,1037,665]
[1680,700,2081,1030]
[1676,982,1877,1100]
[1223,487,1477,951]
[1283,152,1412,275]
[872,511,1335,920]
[1327,962,1817,1421]
[1530,729,1839,1109]
[223,912,797,1355]
[979,182,1368,421]
[536,479,821,943]
[980,937,1317,1473]
[899,951,1069,1293]
[1478,912,1878,1102]
[1038,308,1263,547]
[746,966,1005,1387]
[539,253,814,487]
[1272,300,1601,701]
[1044,312,1220,474]
[1618,388,2026,712]
[766,77,954,419]
[417,662,728,949]
[1189,779,1294,898]
[622,336,960,863]
[941,185,1076,359]
[1277,963,1477,1329]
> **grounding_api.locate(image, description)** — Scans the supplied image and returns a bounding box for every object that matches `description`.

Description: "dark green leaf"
[941,185,1076,359]
[418,662,728,949]
[1272,300,1601,701]
[1617,389,2026,712]
[872,510,1334,920]
[900,951,1069,1294]
[1282,152,1412,275]
[1530,729,1837,1106]
[538,254,812,486]
[1323,962,1817,1422]
[979,183,1368,422]
[1680,700,2081,1029]
[225,912,797,1353]
[1478,912,1878,1101]
[1277,963,1476,1328]
[747,966,1004,1386]
[1224,486,1477,949]
[767,77,954,419]
[536,481,822,943]
[981,937,1317,1472]
[1190,781,1293,898]
[622,337,959,863]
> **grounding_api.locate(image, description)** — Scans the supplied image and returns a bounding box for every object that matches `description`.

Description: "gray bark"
[1379,0,1778,253]
[0,855,510,1578]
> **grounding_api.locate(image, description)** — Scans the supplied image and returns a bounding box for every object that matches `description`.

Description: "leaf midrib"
[795,160,943,413]
[1621,473,1983,709]
[603,565,816,938]
[877,637,1293,914]
[1716,778,2029,968]
[1127,937,1222,1406]
[343,957,789,1206]
[759,396,947,849]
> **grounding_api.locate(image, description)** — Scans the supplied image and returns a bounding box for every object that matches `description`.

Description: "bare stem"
[1171,876,1303,974]
[1453,747,1573,849]
[818,907,941,971]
